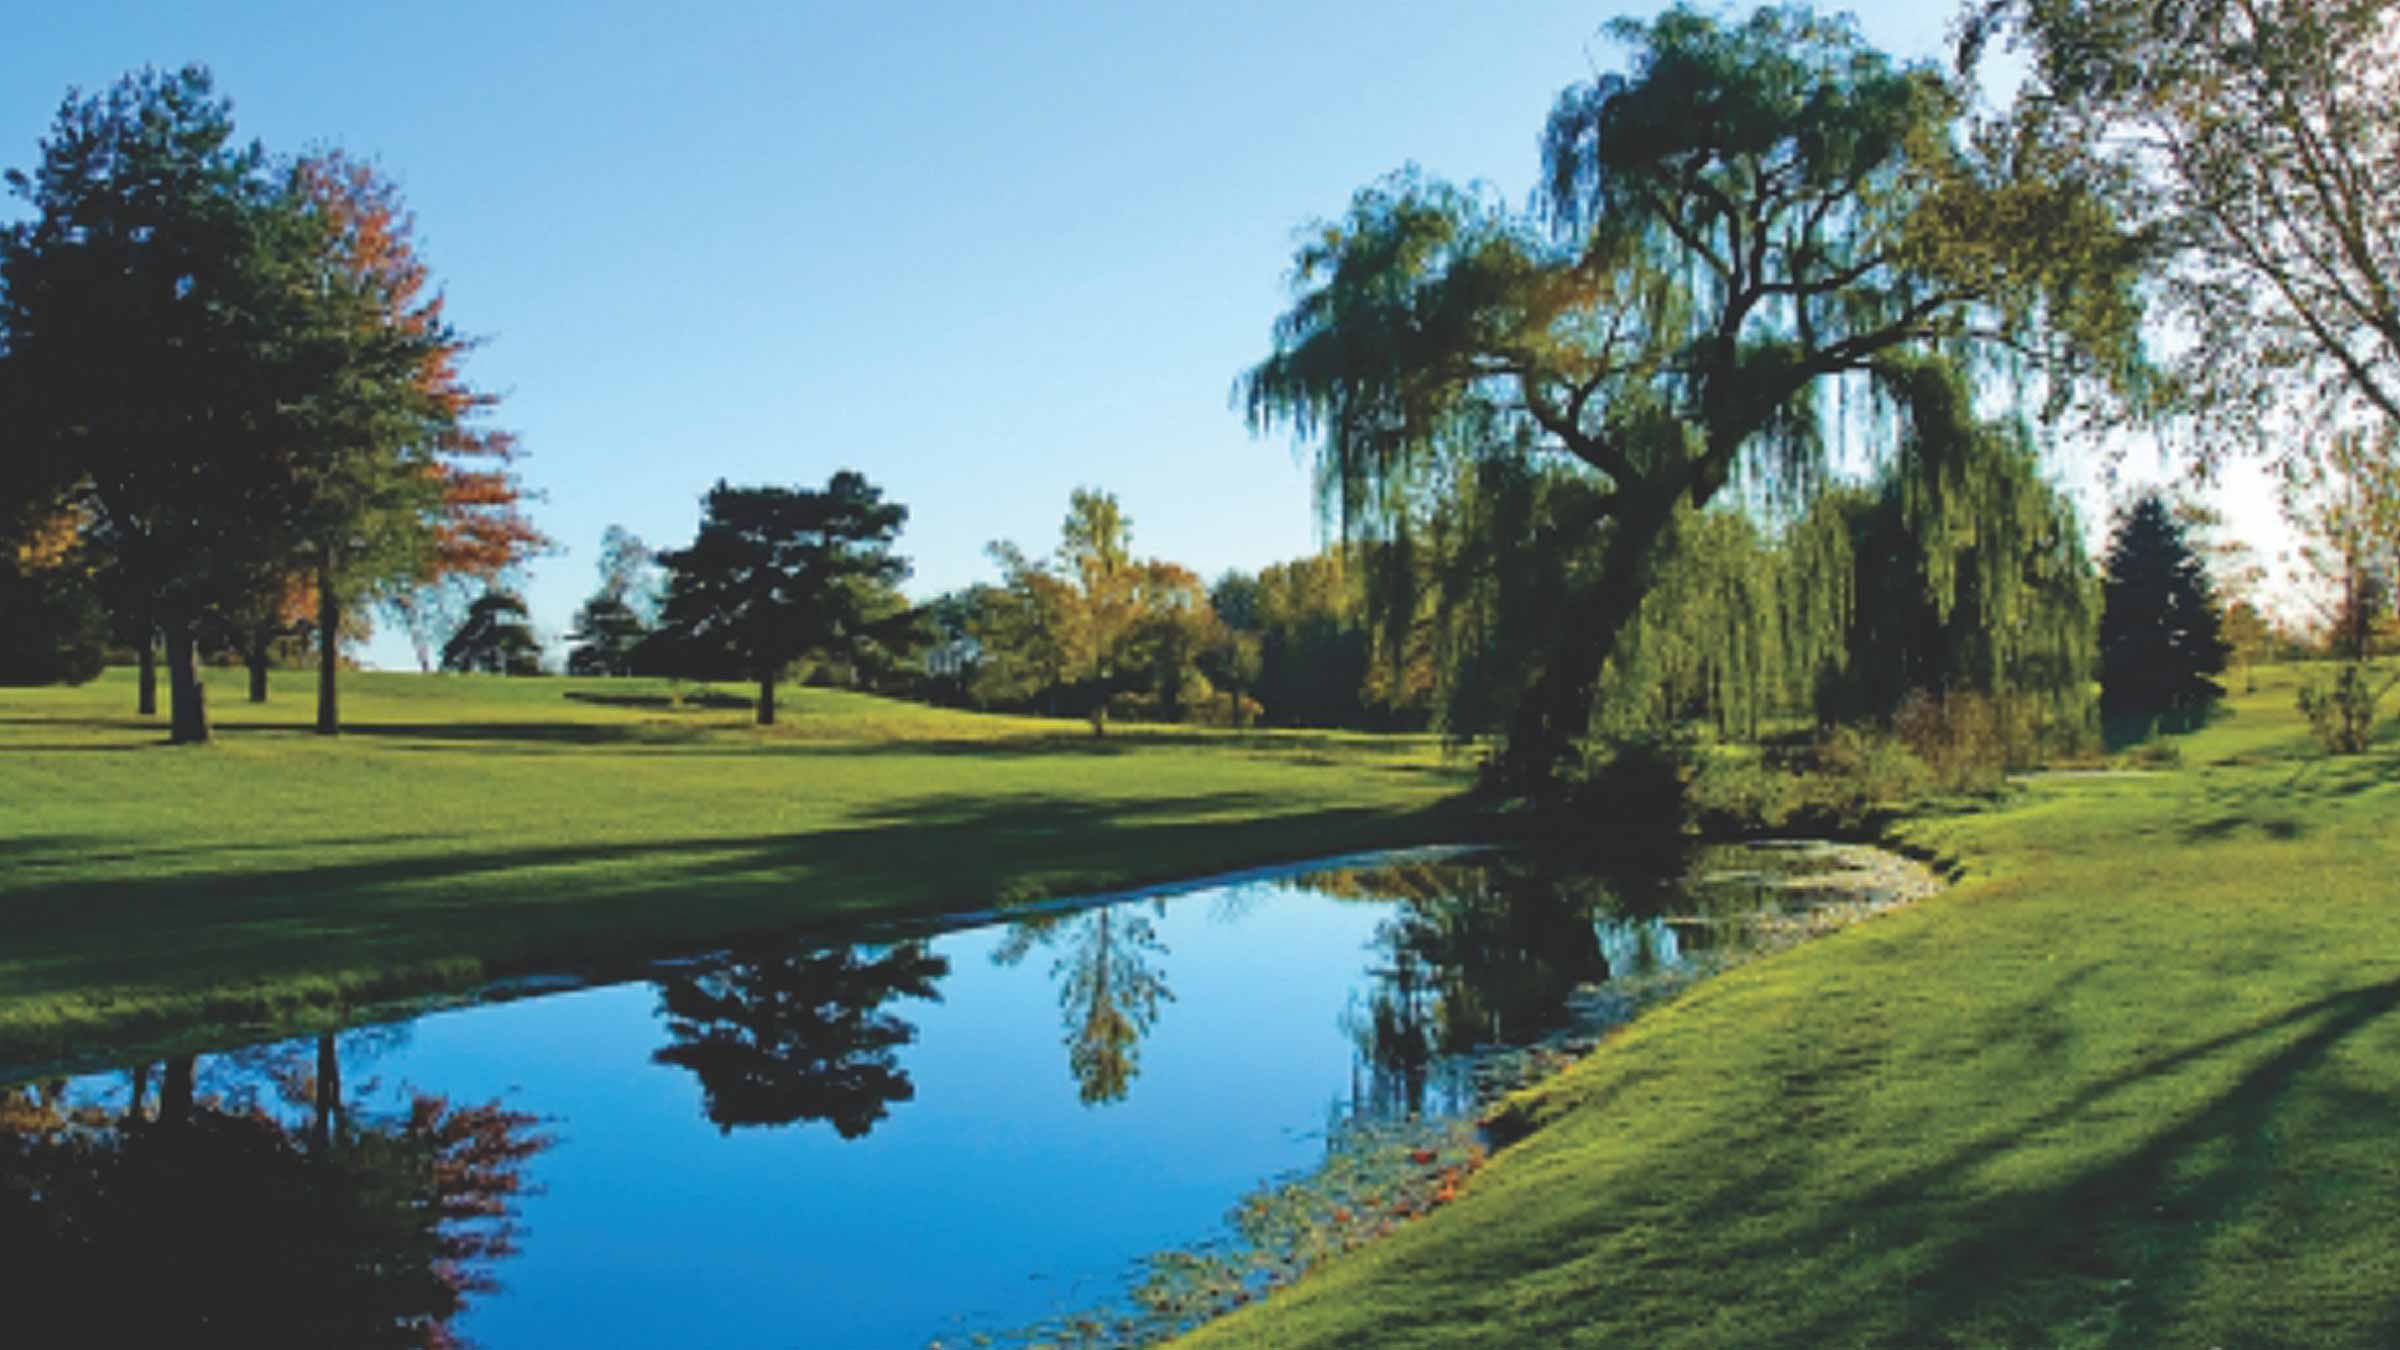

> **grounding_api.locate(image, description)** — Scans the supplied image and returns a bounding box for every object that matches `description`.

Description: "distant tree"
[646,473,911,726]
[566,526,658,676]
[974,491,1232,730]
[595,525,662,623]
[970,543,1079,712]
[566,596,647,676]
[0,505,106,685]
[1203,571,1266,727]
[651,942,948,1138]
[2283,426,2400,750]
[440,587,544,675]
[2099,493,2230,721]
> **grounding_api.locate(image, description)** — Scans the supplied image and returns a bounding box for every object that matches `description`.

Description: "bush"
[1688,751,1801,836]
[1805,725,1929,826]
[1891,690,2011,792]
[2297,663,2392,754]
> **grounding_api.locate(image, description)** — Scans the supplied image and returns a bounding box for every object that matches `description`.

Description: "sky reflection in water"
[4,849,1777,1348]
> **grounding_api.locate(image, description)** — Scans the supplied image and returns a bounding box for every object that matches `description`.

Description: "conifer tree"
[2099,493,2229,720]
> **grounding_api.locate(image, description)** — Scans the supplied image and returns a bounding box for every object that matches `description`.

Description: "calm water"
[0,845,1833,1348]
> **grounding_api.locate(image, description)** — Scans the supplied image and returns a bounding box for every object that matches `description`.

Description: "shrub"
[2297,663,2393,754]
[1805,725,1929,826]
[1688,751,1801,836]
[1891,690,2010,792]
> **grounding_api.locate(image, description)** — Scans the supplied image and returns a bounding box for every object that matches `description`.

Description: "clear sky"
[1,1,2286,665]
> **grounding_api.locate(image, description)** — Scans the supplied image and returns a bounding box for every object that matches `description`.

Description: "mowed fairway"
[0,669,1472,1065]
[1181,666,2400,1348]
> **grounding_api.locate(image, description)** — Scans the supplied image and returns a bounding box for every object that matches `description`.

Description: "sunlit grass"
[0,668,1473,1067]
[1182,662,2400,1348]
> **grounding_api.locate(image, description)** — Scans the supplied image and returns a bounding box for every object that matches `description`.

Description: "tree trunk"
[1500,500,1672,795]
[158,1055,196,1128]
[246,628,271,704]
[136,601,158,717]
[757,669,776,726]
[163,612,210,745]
[316,560,340,736]
[312,1032,341,1153]
[126,1062,150,1125]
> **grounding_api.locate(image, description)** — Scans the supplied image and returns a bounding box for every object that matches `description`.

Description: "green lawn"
[1183,663,2400,1348]
[0,668,1473,1068]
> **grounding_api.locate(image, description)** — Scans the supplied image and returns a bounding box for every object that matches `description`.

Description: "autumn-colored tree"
[975,490,1233,732]
[286,151,544,733]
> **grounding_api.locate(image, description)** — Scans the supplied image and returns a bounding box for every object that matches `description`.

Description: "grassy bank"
[0,669,1473,1068]
[1183,663,2400,1348]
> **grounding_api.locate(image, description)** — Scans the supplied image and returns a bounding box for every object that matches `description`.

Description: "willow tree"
[1240,3,2138,785]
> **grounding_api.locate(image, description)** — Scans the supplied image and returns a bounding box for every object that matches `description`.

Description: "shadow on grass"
[1768,976,2400,1346]
[2176,752,2400,842]
[0,785,1479,1065]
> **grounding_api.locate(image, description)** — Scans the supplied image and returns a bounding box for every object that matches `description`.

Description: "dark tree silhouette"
[0,1049,549,1349]
[646,473,912,726]
[440,588,543,675]
[2099,493,2229,721]
[651,942,948,1138]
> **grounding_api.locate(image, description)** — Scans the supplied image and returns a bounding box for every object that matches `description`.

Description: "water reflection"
[1,844,1880,1349]
[1309,856,1721,1119]
[0,1038,548,1348]
[651,941,948,1138]
[993,903,1174,1106]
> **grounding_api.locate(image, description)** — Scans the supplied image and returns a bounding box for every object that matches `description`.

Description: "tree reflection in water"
[1311,858,1677,1119]
[651,941,948,1138]
[0,1036,549,1349]
[994,902,1173,1106]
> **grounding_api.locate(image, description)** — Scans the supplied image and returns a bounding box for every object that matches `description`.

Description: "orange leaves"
[12,509,82,574]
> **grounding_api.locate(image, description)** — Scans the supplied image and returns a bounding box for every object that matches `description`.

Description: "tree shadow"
[1762,977,2400,1345]
[0,785,1469,1067]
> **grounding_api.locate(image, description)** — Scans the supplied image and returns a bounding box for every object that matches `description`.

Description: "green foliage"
[972,491,1233,728]
[2295,662,2395,755]
[1244,3,2141,782]
[0,523,106,686]
[440,587,543,676]
[647,473,912,724]
[2099,492,2229,719]
[1183,671,2400,1350]
[1970,0,2400,440]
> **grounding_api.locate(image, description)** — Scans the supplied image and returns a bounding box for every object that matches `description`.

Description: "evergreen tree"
[2099,493,2229,720]
[646,473,912,726]
[440,587,543,675]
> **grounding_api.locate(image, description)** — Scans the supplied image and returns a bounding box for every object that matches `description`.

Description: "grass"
[1181,661,2400,1348]
[0,668,1474,1069]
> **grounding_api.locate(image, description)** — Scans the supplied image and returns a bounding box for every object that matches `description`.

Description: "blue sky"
[8,2,2277,665]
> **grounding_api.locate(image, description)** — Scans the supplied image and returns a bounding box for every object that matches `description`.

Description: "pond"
[0,842,1929,1348]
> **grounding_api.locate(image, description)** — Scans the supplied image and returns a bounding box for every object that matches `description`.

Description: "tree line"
[0,67,541,741]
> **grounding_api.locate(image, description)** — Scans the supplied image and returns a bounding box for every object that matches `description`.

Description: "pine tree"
[2099,493,2229,720]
